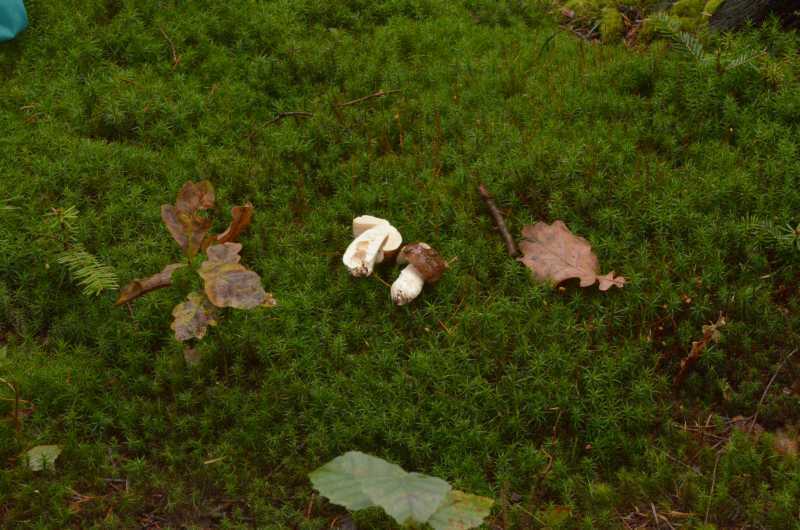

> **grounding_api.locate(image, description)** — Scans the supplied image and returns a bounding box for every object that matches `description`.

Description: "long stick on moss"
[478,183,519,257]
[267,111,314,125]
[749,347,798,433]
[336,89,402,108]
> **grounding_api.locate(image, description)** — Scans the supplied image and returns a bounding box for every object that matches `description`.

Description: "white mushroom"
[342,216,402,277]
[390,243,447,305]
[352,215,390,237]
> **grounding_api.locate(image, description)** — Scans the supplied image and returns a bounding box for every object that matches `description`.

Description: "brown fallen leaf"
[171,292,218,341]
[211,203,254,246]
[518,221,625,291]
[674,315,727,386]
[198,243,273,309]
[161,205,213,258]
[175,180,215,213]
[206,242,243,264]
[115,263,186,306]
[162,180,216,258]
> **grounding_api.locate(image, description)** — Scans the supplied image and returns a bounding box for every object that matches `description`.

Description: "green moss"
[3,0,800,528]
[565,0,603,18]
[638,15,664,42]
[601,7,625,42]
[639,0,714,34]
[640,11,704,40]
[672,0,706,18]
[703,0,725,16]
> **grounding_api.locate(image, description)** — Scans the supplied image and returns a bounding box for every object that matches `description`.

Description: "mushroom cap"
[352,215,402,253]
[342,226,390,277]
[397,242,447,282]
[352,215,389,237]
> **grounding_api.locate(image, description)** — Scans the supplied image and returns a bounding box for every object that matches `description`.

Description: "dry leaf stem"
[478,183,519,257]
[336,89,402,108]
[749,347,798,433]
[267,111,314,125]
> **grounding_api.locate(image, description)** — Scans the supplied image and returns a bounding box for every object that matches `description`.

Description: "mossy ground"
[1,1,800,528]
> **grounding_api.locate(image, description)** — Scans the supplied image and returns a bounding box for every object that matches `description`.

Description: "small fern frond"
[45,205,80,236]
[725,50,764,72]
[777,223,800,252]
[743,214,780,238]
[674,32,706,62]
[650,12,681,39]
[57,245,119,296]
[743,215,800,253]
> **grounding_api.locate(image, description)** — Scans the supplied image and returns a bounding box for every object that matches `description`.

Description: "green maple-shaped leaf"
[427,490,494,530]
[362,471,451,525]
[25,445,62,471]
[309,451,455,526]
[309,451,405,511]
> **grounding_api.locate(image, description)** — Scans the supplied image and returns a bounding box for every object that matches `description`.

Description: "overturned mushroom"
[342,216,402,277]
[390,242,446,305]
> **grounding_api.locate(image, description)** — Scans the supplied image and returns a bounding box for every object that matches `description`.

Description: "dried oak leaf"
[161,205,213,257]
[206,241,243,264]
[115,263,186,306]
[518,221,625,291]
[199,243,275,309]
[171,292,218,341]
[211,203,254,246]
[176,180,215,213]
[161,180,216,257]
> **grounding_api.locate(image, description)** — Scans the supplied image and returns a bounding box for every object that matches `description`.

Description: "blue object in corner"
[0,0,27,42]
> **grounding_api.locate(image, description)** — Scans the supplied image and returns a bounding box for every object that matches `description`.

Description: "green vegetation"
[309,451,493,529]
[1,0,799,527]
[560,0,727,41]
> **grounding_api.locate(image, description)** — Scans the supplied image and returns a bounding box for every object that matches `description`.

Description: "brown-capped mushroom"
[342,216,402,277]
[390,242,446,305]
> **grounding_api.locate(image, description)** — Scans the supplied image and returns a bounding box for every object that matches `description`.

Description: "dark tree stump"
[710,0,800,31]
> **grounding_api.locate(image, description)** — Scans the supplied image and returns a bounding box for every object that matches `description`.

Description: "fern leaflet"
[57,245,119,296]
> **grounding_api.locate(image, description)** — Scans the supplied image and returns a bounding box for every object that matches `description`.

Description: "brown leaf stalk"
[478,183,520,257]
[336,89,402,108]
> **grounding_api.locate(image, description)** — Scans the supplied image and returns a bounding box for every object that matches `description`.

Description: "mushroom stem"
[343,227,389,277]
[390,264,425,305]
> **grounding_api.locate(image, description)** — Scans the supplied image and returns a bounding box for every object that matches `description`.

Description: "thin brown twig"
[478,183,519,257]
[551,407,563,442]
[267,111,314,125]
[336,89,402,108]
[305,493,315,519]
[704,452,721,524]
[658,449,703,476]
[750,348,798,433]
[534,449,553,490]
[371,273,392,290]
[651,503,661,530]
[158,27,181,69]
